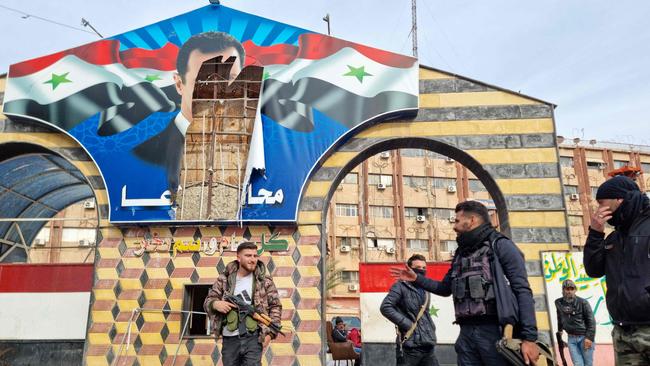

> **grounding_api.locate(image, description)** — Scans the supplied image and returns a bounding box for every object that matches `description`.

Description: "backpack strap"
[396,291,430,350]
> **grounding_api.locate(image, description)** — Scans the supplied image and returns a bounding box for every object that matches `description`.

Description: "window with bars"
[336,204,358,217]
[468,179,487,192]
[405,207,427,217]
[401,149,427,157]
[369,205,394,218]
[340,271,360,283]
[613,160,629,169]
[403,175,427,188]
[342,173,358,184]
[560,156,574,167]
[338,237,360,248]
[441,240,458,253]
[368,174,393,186]
[431,178,457,189]
[407,239,428,250]
[431,208,455,219]
[367,238,395,249]
[182,284,211,337]
[564,185,578,195]
[642,163,650,173]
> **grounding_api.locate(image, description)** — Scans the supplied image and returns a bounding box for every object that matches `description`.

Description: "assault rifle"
[224,293,285,336]
[555,332,567,366]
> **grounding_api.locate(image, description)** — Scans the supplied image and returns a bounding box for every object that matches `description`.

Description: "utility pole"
[81,18,103,38]
[411,0,418,58]
[323,13,331,35]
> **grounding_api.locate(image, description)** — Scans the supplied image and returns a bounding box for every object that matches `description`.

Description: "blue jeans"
[567,335,594,366]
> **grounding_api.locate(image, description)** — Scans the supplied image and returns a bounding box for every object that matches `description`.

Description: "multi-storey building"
[326,139,650,312]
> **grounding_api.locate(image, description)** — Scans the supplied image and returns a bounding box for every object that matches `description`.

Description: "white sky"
[1,0,648,144]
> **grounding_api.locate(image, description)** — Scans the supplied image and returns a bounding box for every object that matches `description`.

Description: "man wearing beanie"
[584,175,650,365]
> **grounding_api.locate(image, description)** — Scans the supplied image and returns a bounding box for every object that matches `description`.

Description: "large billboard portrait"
[3,5,418,223]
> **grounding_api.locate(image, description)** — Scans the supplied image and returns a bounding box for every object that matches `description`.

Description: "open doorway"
[323,146,503,365]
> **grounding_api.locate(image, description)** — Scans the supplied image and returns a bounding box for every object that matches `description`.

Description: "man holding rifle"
[204,241,283,366]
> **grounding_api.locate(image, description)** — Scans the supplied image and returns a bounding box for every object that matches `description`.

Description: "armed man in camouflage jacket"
[204,241,282,366]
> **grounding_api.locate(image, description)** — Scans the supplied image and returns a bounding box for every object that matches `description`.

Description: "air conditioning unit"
[447,185,457,193]
[449,216,456,223]
[569,193,580,201]
[83,199,95,209]
[385,247,396,254]
[445,157,455,163]
[416,215,426,222]
[379,152,390,159]
[377,183,387,190]
[340,245,351,253]
[348,284,359,291]
[33,238,46,246]
[78,239,92,247]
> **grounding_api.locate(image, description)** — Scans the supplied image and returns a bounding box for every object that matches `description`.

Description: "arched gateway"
[0,4,569,366]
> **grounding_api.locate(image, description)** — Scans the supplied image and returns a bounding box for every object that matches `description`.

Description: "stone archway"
[0,119,108,365]
[297,66,571,363]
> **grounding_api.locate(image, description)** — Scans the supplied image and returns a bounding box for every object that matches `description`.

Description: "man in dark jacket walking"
[380,254,440,366]
[555,279,595,366]
[584,175,650,365]
[390,201,539,366]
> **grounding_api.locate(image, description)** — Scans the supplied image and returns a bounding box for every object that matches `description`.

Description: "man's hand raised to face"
[389,264,417,282]
[590,206,613,233]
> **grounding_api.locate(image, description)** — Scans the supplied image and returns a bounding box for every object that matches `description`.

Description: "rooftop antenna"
[323,13,331,35]
[411,0,418,58]
[81,18,103,38]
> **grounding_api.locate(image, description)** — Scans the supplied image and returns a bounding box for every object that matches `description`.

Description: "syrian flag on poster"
[239,33,418,202]
[2,40,180,135]
[245,33,419,133]
[359,262,459,344]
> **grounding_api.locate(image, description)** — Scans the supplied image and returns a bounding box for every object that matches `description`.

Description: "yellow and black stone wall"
[0,65,570,366]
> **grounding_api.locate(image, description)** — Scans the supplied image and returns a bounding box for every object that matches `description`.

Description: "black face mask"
[412,268,426,276]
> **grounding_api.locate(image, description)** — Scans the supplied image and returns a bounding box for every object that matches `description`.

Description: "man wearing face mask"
[584,175,650,365]
[380,254,440,366]
[554,279,595,366]
[390,201,539,366]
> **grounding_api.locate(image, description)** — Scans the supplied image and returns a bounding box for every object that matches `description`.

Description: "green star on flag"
[44,72,71,90]
[343,65,372,83]
[429,304,440,317]
[144,74,162,82]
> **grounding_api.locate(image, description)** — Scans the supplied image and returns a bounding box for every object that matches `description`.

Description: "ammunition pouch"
[225,309,259,333]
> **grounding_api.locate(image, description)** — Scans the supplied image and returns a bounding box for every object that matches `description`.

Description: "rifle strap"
[398,292,430,350]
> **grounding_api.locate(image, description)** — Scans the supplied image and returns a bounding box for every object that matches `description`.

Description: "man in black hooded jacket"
[584,175,650,365]
[380,254,440,366]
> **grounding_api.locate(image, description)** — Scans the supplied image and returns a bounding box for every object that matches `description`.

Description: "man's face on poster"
[173,46,243,122]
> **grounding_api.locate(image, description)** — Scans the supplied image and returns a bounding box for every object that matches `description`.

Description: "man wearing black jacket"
[555,279,595,366]
[390,201,539,366]
[584,175,650,365]
[380,254,440,366]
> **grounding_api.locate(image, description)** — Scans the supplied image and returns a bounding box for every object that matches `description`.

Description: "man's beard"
[563,293,576,301]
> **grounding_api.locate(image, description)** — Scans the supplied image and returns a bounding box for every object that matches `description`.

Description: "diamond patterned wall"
[85,224,323,366]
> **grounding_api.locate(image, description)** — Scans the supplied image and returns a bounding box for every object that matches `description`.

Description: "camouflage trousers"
[613,324,650,366]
